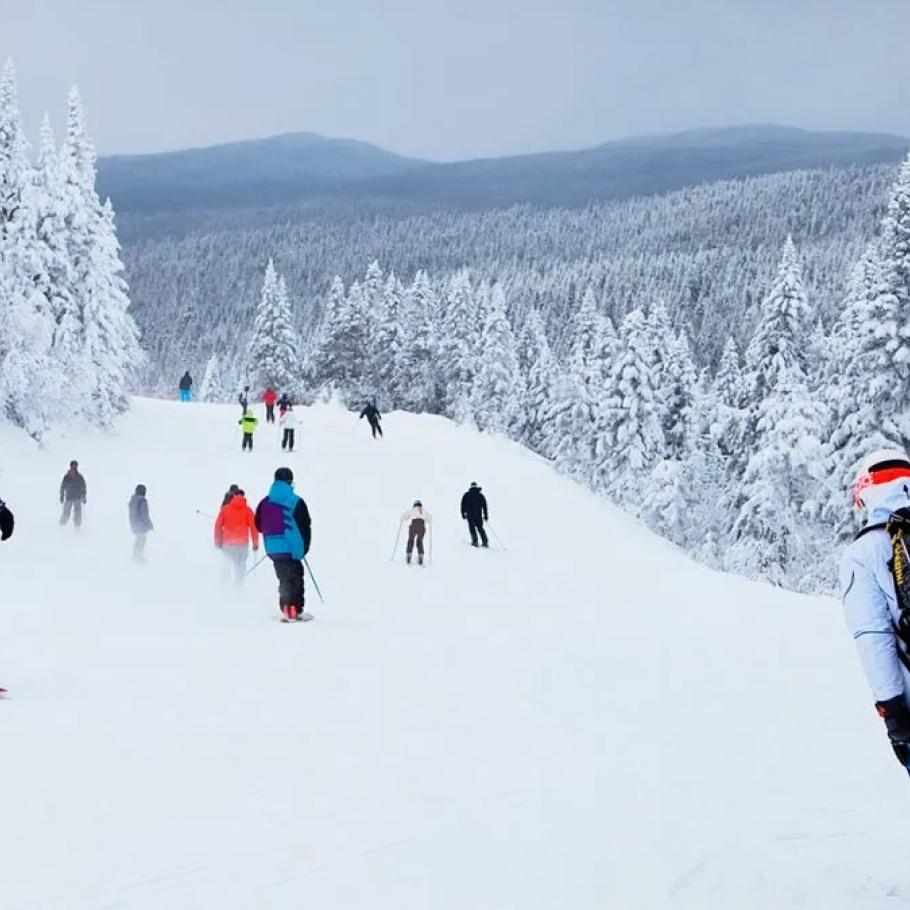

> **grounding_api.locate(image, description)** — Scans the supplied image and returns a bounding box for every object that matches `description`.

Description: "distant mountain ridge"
[98,124,909,215]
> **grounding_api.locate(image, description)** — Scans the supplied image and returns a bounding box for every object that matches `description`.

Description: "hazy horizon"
[3,0,910,160]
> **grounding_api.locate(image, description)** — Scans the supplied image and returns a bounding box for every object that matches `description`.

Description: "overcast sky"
[3,0,909,160]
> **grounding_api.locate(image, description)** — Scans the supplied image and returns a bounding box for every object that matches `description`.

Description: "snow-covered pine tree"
[596,307,666,501]
[60,87,142,425]
[247,260,299,393]
[728,364,826,587]
[199,352,228,402]
[439,269,478,421]
[0,60,58,437]
[373,273,404,409]
[520,309,561,452]
[742,236,812,409]
[473,284,522,434]
[397,270,440,413]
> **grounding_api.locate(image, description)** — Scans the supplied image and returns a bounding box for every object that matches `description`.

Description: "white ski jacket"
[280,411,298,429]
[839,484,910,707]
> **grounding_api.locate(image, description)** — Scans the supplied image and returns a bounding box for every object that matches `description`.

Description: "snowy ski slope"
[1,398,908,909]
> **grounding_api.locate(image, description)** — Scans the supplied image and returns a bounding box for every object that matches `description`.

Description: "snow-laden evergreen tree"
[649,300,697,460]
[728,364,826,587]
[519,309,561,451]
[33,114,82,407]
[822,246,904,532]
[199,352,228,402]
[439,270,478,420]
[373,273,404,408]
[61,87,142,424]
[397,270,439,413]
[310,276,367,400]
[473,284,522,434]
[247,260,298,392]
[596,307,666,501]
[743,237,812,408]
[0,60,57,436]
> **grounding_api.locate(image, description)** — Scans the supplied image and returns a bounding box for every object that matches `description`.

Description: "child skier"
[262,387,277,423]
[128,484,154,561]
[460,482,489,548]
[401,500,431,565]
[238,412,259,451]
[214,489,260,583]
[840,448,910,777]
[59,460,87,529]
[280,405,298,452]
[277,393,292,418]
[254,467,312,621]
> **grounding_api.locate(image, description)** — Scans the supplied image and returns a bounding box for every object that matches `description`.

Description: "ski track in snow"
[1,397,909,909]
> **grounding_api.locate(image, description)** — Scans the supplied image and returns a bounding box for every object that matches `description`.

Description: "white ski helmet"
[852,448,910,511]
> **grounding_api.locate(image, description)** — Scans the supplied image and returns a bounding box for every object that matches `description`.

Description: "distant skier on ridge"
[460,482,489,548]
[254,467,312,621]
[178,371,193,402]
[840,448,910,777]
[360,401,383,439]
[0,494,14,542]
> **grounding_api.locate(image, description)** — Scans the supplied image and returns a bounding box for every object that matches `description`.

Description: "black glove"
[0,502,13,541]
[876,696,910,766]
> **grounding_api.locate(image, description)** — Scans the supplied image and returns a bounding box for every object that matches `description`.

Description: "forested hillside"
[127,162,895,390]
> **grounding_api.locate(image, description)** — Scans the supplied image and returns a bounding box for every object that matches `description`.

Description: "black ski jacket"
[360,404,381,423]
[0,497,13,541]
[461,488,488,522]
[179,372,193,392]
[60,469,87,503]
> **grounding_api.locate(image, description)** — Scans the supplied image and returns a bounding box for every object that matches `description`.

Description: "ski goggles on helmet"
[852,464,910,508]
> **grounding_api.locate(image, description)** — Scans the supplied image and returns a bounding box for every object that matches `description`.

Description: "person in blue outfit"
[254,467,312,620]
[178,371,193,402]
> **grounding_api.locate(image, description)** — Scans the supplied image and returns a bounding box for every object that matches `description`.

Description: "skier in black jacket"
[0,495,13,541]
[360,402,383,438]
[179,371,193,402]
[460,482,489,548]
[60,461,87,529]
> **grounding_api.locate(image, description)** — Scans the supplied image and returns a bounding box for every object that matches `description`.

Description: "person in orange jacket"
[214,489,260,584]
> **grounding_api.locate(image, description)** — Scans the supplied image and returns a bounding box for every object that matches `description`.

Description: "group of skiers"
[235,388,299,452]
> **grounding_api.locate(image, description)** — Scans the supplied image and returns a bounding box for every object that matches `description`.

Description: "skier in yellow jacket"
[238,412,259,451]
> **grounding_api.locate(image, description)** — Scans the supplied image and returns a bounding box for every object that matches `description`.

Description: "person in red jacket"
[214,490,260,583]
[262,387,278,423]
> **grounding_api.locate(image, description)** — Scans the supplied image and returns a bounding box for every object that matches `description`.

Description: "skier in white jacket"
[840,448,910,776]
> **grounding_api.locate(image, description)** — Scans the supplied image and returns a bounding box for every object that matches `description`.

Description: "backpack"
[858,508,910,670]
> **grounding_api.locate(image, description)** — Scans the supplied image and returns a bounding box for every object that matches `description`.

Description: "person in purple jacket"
[254,467,312,621]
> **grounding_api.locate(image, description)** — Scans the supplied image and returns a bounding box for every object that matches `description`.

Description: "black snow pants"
[242,433,254,451]
[467,517,488,547]
[265,404,275,423]
[406,518,426,561]
[369,418,383,438]
[273,558,305,609]
[282,428,295,451]
[60,499,83,528]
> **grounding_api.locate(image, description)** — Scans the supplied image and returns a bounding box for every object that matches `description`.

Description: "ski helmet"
[135,484,146,496]
[275,466,294,484]
[852,448,910,510]
[413,500,423,507]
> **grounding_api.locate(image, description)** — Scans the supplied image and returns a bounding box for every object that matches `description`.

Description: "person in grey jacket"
[840,448,910,776]
[129,484,154,561]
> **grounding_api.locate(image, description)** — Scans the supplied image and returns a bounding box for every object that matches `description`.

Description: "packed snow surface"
[1,398,908,909]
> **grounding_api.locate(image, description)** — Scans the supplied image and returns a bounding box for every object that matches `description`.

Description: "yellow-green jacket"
[239,414,259,434]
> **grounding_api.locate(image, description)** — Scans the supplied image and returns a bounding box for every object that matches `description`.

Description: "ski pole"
[195,509,215,520]
[488,522,508,551]
[303,555,325,604]
[242,553,268,578]
[389,519,404,561]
